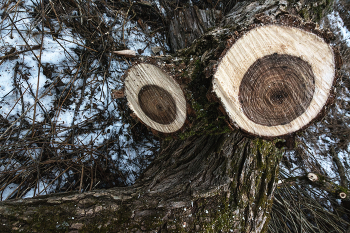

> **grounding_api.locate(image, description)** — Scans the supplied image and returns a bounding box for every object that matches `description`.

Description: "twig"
[51,64,81,138]
[330,146,349,188]
[0,45,41,60]
[79,164,84,193]
[0,0,22,28]
[32,0,45,138]
[49,0,62,33]
[5,85,29,119]
[0,76,60,140]
[54,37,98,52]
[52,37,78,64]
[7,16,43,67]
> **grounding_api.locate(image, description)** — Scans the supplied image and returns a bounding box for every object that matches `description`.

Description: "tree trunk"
[0,132,281,232]
[0,0,337,232]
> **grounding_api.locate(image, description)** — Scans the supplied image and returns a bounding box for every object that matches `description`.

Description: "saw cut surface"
[125,63,186,133]
[213,25,335,137]
[239,53,315,126]
[138,85,177,125]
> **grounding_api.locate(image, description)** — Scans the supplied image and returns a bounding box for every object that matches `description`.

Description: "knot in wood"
[307,173,318,182]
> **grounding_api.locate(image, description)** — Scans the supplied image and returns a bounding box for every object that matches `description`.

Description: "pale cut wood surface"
[113,50,137,57]
[125,63,186,133]
[213,25,335,137]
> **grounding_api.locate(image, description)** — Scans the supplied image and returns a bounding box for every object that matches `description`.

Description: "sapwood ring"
[125,63,187,133]
[213,25,335,137]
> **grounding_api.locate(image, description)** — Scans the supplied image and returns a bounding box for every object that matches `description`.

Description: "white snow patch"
[0,0,162,200]
[326,11,350,46]
[1,183,19,201]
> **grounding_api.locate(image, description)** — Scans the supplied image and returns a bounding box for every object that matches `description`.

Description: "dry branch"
[113,50,137,58]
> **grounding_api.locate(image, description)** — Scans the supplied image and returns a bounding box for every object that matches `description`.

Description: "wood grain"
[125,63,186,133]
[239,53,315,126]
[138,85,177,125]
[213,25,335,137]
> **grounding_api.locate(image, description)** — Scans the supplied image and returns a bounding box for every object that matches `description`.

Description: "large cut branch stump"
[213,24,336,137]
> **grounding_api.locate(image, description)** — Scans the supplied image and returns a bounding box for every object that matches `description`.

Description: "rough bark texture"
[0,0,336,232]
[163,0,335,53]
[167,6,222,52]
[0,132,281,232]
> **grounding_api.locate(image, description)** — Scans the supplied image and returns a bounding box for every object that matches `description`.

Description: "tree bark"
[0,0,337,232]
[0,132,281,232]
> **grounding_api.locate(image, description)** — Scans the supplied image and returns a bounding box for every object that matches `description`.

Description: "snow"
[1,183,19,201]
[154,0,167,16]
[0,0,161,200]
[326,11,350,47]
[23,179,57,199]
[1,0,349,205]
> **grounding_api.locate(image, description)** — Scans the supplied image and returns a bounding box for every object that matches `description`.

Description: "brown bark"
[0,132,281,232]
[167,5,222,52]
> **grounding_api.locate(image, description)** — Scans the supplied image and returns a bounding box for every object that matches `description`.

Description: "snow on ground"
[326,10,350,47]
[0,0,162,201]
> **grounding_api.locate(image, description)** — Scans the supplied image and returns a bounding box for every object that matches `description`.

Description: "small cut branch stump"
[125,63,187,133]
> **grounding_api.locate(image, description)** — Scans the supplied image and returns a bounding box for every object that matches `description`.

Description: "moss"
[4,197,163,232]
[284,176,303,182]
[115,204,133,225]
[23,203,76,232]
[317,173,327,182]
[138,211,164,231]
[80,202,164,232]
[179,68,232,140]
[192,195,238,232]
[165,136,174,141]
[252,139,281,216]
[79,207,128,232]
[338,186,349,193]
[298,0,334,22]
[179,35,218,59]
[174,26,233,140]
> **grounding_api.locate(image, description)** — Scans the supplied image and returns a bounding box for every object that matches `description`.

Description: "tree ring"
[138,85,177,125]
[125,63,187,133]
[212,25,335,137]
[239,54,315,126]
